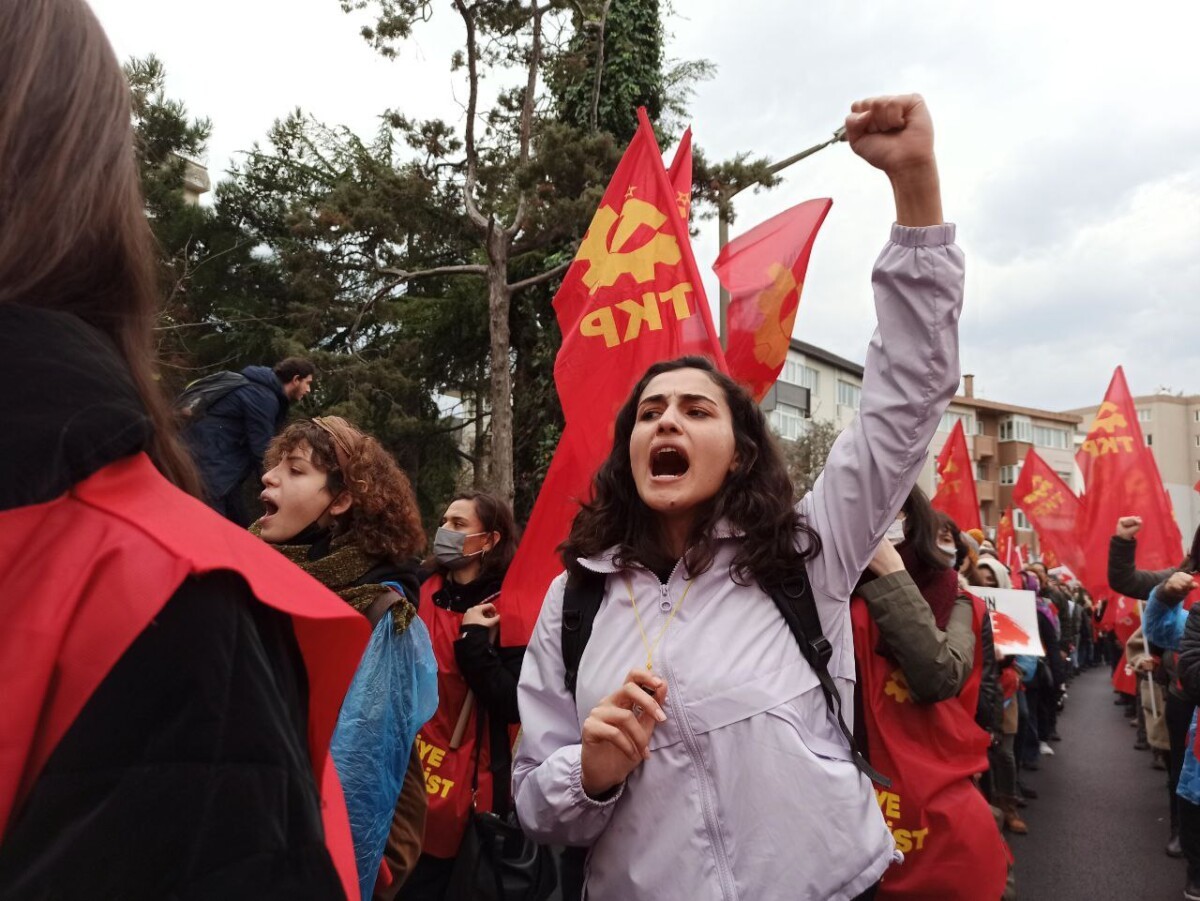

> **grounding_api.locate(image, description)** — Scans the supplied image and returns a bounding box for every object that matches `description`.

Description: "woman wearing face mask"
[514,95,966,900]
[400,493,523,901]
[256,417,439,900]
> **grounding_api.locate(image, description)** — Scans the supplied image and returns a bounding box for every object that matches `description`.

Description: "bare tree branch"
[507,259,571,293]
[377,263,488,280]
[590,0,613,132]
[454,0,489,231]
[505,0,545,239]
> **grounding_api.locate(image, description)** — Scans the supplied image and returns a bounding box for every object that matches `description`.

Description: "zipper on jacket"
[659,617,739,901]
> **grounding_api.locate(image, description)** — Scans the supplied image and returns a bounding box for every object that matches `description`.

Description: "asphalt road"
[1013,665,1184,900]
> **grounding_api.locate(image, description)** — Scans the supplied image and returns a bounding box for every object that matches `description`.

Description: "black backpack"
[174,371,249,423]
[559,566,889,787]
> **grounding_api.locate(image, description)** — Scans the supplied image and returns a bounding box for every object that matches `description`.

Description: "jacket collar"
[0,304,153,511]
[575,519,745,574]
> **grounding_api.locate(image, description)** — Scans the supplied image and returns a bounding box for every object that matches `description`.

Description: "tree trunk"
[486,229,514,504]
[473,380,487,490]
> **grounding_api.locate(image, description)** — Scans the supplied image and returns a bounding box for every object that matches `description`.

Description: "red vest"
[1110,596,1141,695]
[851,594,1008,900]
[415,575,503,858]
[0,454,369,900]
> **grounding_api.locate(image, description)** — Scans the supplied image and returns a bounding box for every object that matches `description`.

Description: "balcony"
[976,480,996,502]
[973,434,997,459]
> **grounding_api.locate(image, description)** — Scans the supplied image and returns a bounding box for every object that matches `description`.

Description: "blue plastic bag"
[330,615,438,900]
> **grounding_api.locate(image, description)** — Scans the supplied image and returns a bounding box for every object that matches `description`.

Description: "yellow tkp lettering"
[615,292,664,342]
[580,307,619,348]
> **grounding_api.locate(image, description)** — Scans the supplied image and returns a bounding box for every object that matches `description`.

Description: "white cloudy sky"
[88,0,1200,411]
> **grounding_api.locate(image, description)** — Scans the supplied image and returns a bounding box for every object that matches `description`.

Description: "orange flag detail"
[996,506,1017,572]
[714,199,832,401]
[500,111,726,646]
[931,419,981,532]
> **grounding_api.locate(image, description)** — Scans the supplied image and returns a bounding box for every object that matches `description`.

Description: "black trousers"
[1168,693,1196,833]
[1180,797,1200,883]
[396,853,454,901]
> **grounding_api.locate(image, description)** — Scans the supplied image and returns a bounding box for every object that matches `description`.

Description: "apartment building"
[765,339,1082,550]
[1062,393,1200,547]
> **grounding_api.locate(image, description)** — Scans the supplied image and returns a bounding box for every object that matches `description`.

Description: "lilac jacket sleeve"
[802,224,964,602]
[512,574,623,845]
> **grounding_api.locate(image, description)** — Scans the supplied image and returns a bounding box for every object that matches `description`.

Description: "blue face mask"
[433,527,488,569]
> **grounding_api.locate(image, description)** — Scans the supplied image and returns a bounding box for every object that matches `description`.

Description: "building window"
[999,415,1033,443]
[974,461,987,481]
[1014,509,1030,530]
[1196,460,1200,473]
[1146,433,1153,446]
[938,410,974,433]
[1032,425,1070,449]
[1056,471,1073,489]
[1195,411,1200,423]
[768,403,808,442]
[781,352,819,393]
[1137,408,1152,423]
[1000,463,1022,485]
[976,420,987,436]
[836,380,861,410]
[1194,435,1200,448]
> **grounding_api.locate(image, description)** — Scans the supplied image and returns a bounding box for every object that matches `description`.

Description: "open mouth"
[650,446,690,479]
[260,496,280,518]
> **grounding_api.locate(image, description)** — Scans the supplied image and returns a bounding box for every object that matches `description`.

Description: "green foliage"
[780,418,842,497]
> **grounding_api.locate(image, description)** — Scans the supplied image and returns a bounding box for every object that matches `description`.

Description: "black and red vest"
[0,454,369,898]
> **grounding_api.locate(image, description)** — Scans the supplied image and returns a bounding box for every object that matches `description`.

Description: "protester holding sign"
[514,93,964,900]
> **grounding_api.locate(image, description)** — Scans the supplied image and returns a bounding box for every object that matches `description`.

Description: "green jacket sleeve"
[860,570,976,704]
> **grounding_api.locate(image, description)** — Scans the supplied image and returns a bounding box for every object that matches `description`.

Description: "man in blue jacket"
[184,357,315,524]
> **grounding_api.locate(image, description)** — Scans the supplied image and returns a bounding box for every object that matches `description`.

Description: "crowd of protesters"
[8,1,1198,900]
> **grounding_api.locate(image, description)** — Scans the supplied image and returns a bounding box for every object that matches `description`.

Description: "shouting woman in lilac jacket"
[513,95,963,901]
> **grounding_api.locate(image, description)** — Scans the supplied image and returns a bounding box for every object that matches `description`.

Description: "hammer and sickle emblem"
[575,197,681,295]
[1090,401,1127,435]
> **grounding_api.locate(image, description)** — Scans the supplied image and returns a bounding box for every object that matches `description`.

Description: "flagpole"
[717,127,845,347]
[1140,601,1160,720]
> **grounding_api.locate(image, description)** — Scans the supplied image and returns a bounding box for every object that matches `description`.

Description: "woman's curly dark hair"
[265,417,426,564]
[560,356,821,587]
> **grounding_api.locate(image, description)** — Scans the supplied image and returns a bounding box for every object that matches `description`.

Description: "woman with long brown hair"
[514,95,965,900]
[0,2,367,897]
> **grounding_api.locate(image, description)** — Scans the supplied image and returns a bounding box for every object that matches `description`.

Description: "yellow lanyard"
[626,574,693,672]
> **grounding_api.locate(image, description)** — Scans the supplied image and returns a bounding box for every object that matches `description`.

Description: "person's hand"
[461,602,499,630]
[1135,657,1158,673]
[1161,571,1196,602]
[581,669,667,798]
[845,95,941,227]
[868,538,906,577]
[1115,516,1143,540]
[845,94,934,177]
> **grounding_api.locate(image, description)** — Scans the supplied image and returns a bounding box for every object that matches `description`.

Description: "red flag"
[996,507,1017,571]
[714,198,832,401]
[930,419,982,533]
[1077,367,1183,599]
[1012,448,1089,583]
[500,112,726,645]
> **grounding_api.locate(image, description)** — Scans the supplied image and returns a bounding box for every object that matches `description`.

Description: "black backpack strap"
[766,571,892,789]
[561,568,607,699]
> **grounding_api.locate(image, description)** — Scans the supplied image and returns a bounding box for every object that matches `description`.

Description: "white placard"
[972,587,1045,657]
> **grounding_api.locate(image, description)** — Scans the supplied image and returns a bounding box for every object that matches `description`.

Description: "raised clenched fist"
[845,94,935,179]
[1115,516,1143,540]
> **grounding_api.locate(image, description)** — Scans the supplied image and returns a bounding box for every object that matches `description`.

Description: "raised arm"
[802,95,964,600]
